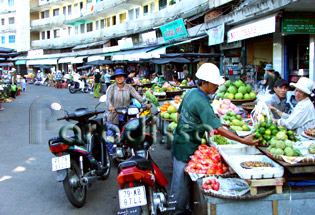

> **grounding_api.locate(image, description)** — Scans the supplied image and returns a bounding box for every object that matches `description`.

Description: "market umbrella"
[77,65,92,70]
[86,59,113,66]
[150,57,200,64]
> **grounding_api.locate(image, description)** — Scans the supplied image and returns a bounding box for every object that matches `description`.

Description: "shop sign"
[220,41,242,50]
[141,31,157,45]
[27,49,43,58]
[160,18,188,42]
[207,23,225,46]
[118,38,133,49]
[227,15,276,43]
[282,12,315,34]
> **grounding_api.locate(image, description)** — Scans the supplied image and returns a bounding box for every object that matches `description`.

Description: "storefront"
[282,11,315,82]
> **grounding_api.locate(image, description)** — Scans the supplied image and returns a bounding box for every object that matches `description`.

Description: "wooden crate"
[245,178,284,195]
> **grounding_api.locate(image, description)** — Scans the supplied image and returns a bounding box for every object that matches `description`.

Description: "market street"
[0,84,173,215]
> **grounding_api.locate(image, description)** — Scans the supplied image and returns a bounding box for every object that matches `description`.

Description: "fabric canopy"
[150,57,200,64]
[77,65,92,70]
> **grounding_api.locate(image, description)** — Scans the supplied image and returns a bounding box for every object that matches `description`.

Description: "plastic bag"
[250,89,274,128]
[10,84,17,91]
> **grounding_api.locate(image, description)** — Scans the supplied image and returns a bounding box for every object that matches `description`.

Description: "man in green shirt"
[170,63,259,215]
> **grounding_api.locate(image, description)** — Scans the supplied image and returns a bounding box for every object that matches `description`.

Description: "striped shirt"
[278,97,315,134]
[106,83,144,124]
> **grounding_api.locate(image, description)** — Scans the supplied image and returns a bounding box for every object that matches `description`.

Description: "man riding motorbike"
[105,68,151,154]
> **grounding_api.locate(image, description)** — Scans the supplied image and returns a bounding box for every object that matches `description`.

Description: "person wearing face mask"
[170,63,259,215]
[270,77,315,134]
[266,79,291,119]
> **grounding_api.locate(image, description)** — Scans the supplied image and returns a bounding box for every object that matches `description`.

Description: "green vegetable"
[308,143,315,154]
[213,135,235,145]
[284,147,294,156]
[144,90,160,107]
[275,141,286,150]
[276,131,287,141]
[275,148,284,156]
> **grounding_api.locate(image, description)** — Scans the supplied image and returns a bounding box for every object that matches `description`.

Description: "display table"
[193,178,315,215]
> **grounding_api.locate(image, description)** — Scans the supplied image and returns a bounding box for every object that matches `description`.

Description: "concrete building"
[0,0,314,82]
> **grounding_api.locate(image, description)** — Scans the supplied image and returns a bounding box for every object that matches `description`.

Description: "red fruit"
[216,169,224,175]
[212,183,220,191]
[206,179,212,185]
[207,169,215,175]
[210,178,216,185]
[214,129,219,135]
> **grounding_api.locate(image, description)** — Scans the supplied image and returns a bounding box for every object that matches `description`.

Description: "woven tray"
[266,150,315,164]
[180,86,197,89]
[231,98,255,105]
[202,185,275,200]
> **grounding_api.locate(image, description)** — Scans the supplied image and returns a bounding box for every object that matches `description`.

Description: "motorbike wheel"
[99,145,111,180]
[69,86,77,94]
[63,158,87,208]
[83,87,89,93]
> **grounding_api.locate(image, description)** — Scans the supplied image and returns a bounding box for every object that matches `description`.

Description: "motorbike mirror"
[51,102,62,111]
[99,95,107,103]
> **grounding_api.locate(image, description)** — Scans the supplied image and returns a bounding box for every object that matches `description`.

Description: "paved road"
[0,84,173,215]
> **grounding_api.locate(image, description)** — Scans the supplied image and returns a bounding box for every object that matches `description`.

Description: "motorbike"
[48,98,111,208]
[105,103,150,164]
[116,108,175,215]
[68,78,91,94]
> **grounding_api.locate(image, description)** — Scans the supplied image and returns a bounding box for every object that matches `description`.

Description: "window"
[63,6,66,15]
[0,0,4,4]
[68,5,72,15]
[128,9,134,21]
[112,16,116,26]
[159,0,167,10]
[80,23,85,33]
[100,19,105,29]
[106,17,110,27]
[1,18,4,25]
[119,13,126,23]
[41,10,49,19]
[135,8,140,19]
[1,36,5,44]
[75,26,79,34]
[47,31,50,39]
[9,35,15,43]
[143,5,148,16]
[86,22,93,32]
[87,0,92,4]
[95,20,99,30]
[8,17,14,24]
[53,29,60,38]
[8,0,14,7]
[41,31,45,40]
[80,2,83,10]
[68,27,71,35]
[150,2,155,13]
[53,9,59,16]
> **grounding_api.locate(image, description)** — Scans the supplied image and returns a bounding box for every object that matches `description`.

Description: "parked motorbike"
[116,109,175,215]
[49,98,111,208]
[68,79,91,94]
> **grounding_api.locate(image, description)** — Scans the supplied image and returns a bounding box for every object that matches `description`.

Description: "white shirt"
[278,97,315,134]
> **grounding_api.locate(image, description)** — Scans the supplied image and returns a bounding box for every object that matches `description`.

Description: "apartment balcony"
[31,14,67,31]
[31,30,104,49]
[0,25,16,33]
[30,0,72,12]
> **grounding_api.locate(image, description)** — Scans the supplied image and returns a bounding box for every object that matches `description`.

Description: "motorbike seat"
[48,135,85,146]
[119,155,153,172]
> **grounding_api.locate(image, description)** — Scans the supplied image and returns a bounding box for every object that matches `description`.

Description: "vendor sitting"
[269,77,315,134]
[151,72,159,84]
[125,70,137,87]
[266,79,291,119]
[187,75,195,86]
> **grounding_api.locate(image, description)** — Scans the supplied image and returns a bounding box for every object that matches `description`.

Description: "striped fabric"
[106,83,144,124]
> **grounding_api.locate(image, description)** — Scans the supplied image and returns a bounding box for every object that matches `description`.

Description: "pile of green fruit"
[253,121,297,145]
[221,111,251,132]
[213,135,235,145]
[267,131,301,157]
[216,79,256,100]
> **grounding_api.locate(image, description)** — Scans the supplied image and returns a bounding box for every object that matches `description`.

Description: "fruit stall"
[189,98,315,215]
[151,82,315,214]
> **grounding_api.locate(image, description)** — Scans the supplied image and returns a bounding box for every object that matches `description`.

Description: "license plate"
[118,186,147,209]
[51,155,70,171]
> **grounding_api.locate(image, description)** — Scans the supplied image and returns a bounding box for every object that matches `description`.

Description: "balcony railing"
[30,0,208,48]
[0,25,16,33]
